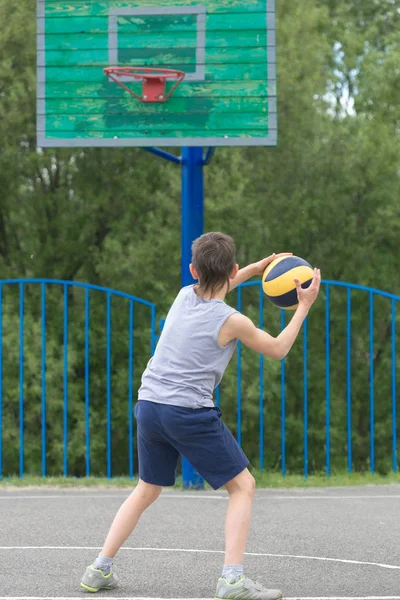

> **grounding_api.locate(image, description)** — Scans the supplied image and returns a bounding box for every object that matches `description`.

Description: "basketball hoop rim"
[104,66,186,103]
[104,66,185,81]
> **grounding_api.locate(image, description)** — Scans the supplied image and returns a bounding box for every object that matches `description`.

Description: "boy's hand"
[294,269,321,310]
[254,253,293,275]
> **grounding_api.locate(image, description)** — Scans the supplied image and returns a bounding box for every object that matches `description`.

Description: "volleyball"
[262,256,314,309]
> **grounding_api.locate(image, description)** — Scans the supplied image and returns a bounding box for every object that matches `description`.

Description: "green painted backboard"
[37,0,277,147]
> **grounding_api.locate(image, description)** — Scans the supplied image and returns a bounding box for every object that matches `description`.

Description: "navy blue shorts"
[135,400,249,490]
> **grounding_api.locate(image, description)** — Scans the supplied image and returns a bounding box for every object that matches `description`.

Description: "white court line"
[0,546,399,571]
[2,597,400,600]
[0,494,227,500]
[1,494,400,501]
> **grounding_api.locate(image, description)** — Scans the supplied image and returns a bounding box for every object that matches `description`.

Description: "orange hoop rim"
[104,66,185,81]
[104,66,185,103]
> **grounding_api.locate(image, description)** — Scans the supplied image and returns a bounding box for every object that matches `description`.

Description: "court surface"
[1,485,400,599]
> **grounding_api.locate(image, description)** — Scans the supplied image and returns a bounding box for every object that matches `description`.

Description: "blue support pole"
[181,147,205,490]
[181,147,204,278]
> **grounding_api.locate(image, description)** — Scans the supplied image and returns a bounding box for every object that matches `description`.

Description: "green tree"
[0,0,399,477]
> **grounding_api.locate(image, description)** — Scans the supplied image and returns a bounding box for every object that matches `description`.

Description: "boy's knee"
[226,469,256,497]
[242,472,256,496]
[135,479,162,504]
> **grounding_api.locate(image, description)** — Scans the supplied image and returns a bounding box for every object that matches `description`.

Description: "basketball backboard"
[37,0,277,147]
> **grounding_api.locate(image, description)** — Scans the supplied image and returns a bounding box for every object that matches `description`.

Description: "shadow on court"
[1,486,400,599]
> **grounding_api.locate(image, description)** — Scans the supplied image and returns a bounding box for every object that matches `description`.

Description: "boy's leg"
[214,469,282,600]
[81,480,161,592]
[224,468,255,565]
[102,479,162,557]
[154,407,281,599]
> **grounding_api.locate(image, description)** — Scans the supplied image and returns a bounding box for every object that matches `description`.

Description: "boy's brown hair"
[191,232,236,297]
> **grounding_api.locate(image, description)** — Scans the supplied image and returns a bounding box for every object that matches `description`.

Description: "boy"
[81,232,321,598]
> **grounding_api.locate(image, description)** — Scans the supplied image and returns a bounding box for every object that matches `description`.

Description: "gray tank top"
[138,285,238,408]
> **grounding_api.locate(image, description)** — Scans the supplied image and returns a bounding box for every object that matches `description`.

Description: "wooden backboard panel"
[37,0,277,147]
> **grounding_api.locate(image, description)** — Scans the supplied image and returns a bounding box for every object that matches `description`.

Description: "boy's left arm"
[229,253,292,291]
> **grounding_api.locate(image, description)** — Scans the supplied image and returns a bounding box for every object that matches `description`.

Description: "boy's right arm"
[220,269,321,360]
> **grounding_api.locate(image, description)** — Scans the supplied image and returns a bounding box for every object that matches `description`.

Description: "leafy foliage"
[0,0,399,476]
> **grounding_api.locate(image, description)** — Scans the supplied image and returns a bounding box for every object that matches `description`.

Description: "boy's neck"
[194,284,227,302]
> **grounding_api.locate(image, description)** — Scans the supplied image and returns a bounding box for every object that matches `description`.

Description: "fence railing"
[0,279,398,479]
[0,279,156,480]
[218,280,399,478]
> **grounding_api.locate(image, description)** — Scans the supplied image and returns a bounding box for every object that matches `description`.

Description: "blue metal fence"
[233,279,399,477]
[0,279,156,480]
[0,278,398,479]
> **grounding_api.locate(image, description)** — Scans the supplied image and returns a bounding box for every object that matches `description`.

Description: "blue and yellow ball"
[262,256,314,310]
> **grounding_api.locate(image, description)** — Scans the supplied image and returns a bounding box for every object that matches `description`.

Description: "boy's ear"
[189,263,199,280]
[230,264,239,279]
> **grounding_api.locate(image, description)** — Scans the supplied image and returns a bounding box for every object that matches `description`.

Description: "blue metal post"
[63,285,68,477]
[303,317,309,480]
[181,147,204,278]
[181,147,205,489]
[41,284,47,477]
[369,292,375,475]
[128,300,134,480]
[237,287,242,447]
[346,288,352,473]
[85,288,90,477]
[259,287,264,471]
[106,293,112,479]
[325,285,331,476]
[391,299,397,473]
[19,284,25,478]
[215,385,221,408]
[280,310,286,476]
[0,286,3,479]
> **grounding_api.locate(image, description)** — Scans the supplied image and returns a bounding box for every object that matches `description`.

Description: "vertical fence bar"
[325,284,331,476]
[106,292,112,479]
[63,285,68,477]
[41,284,47,477]
[237,286,242,446]
[150,304,157,356]
[259,286,264,471]
[369,292,375,475]
[303,317,308,480]
[281,309,286,477]
[346,288,352,473]
[128,300,134,480]
[19,283,25,478]
[391,299,397,473]
[215,385,221,408]
[85,288,90,477]
[0,285,2,478]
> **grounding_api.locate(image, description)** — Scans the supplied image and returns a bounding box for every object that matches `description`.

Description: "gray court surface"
[1,485,400,599]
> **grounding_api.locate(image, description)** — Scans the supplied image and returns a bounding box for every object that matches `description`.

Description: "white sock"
[222,564,244,583]
[93,553,113,573]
